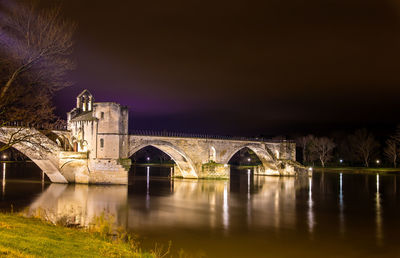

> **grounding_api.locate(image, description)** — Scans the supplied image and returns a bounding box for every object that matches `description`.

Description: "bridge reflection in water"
[7,167,400,257]
[26,170,308,233]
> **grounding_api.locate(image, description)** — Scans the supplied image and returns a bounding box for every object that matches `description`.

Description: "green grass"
[0,213,153,257]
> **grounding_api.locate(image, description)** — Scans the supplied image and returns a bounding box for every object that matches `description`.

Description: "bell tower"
[76,89,93,112]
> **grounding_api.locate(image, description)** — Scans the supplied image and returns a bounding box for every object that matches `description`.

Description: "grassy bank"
[0,213,153,257]
[314,167,400,175]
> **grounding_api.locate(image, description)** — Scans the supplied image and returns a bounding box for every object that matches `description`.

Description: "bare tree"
[384,138,397,168]
[392,125,400,144]
[0,1,75,153]
[310,137,335,167]
[0,85,57,151]
[349,129,380,167]
[0,1,76,99]
[296,135,315,164]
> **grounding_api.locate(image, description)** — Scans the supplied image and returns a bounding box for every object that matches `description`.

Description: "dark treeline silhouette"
[296,127,400,168]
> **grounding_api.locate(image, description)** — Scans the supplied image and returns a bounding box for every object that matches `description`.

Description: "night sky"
[51,0,400,137]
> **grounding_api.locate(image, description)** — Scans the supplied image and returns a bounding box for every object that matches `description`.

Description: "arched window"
[88,98,92,111]
[100,112,104,119]
[209,146,216,162]
[100,138,104,148]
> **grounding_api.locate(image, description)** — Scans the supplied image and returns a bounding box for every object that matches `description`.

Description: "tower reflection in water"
[28,184,128,228]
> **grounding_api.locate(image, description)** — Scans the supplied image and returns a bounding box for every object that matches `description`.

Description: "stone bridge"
[0,90,304,185]
[129,134,297,179]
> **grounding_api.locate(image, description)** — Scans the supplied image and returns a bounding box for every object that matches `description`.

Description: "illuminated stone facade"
[66,90,130,184]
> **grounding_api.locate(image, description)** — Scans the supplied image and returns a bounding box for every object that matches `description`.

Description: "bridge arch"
[223,144,277,172]
[128,140,198,178]
[0,128,68,183]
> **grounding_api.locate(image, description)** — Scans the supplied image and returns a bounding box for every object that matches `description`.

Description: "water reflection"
[2,163,5,200]
[223,182,228,230]
[25,169,309,233]
[307,176,315,234]
[5,166,400,256]
[339,173,344,234]
[28,184,128,227]
[376,174,383,245]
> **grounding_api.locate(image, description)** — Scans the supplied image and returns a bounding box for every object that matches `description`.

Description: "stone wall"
[201,162,230,179]
[88,170,128,185]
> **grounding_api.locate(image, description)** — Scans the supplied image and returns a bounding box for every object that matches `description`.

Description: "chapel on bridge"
[67,90,129,159]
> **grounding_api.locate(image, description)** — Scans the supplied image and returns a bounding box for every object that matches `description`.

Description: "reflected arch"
[128,141,198,178]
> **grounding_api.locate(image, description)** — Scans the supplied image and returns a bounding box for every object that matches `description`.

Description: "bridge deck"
[130,130,293,143]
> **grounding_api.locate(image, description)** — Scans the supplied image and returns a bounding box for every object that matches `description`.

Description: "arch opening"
[227,147,269,194]
[225,145,278,176]
[129,146,174,178]
[0,128,68,183]
[227,147,263,167]
[227,147,262,177]
[128,142,198,180]
[0,143,51,182]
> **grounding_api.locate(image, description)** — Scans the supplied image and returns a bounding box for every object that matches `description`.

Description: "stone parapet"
[59,151,88,160]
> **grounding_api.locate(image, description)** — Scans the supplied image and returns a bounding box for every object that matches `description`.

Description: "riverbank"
[0,213,153,257]
[314,167,400,175]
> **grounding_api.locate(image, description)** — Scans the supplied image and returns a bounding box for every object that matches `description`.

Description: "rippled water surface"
[1,163,400,257]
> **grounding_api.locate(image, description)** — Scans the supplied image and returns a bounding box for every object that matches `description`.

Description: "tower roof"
[77,89,93,98]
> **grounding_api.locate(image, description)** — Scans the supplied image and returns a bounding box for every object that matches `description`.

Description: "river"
[0,163,399,257]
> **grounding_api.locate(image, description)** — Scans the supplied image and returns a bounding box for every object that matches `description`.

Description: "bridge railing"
[130,129,294,143]
[1,121,68,131]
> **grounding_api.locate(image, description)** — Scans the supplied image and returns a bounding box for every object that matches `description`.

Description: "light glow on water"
[308,176,315,234]
[376,174,382,245]
[377,174,380,193]
[339,173,344,234]
[2,163,5,198]
[146,166,150,208]
[223,182,229,229]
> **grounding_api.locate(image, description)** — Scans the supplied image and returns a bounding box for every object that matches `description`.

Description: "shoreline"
[313,167,400,174]
[0,213,155,257]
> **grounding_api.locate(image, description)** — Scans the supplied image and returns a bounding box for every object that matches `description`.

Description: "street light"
[146,157,150,162]
[339,159,343,164]
[376,160,380,165]
[2,155,7,160]
[247,158,251,162]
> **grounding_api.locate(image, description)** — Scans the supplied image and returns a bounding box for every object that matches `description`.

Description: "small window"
[100,139,104,148]
[100,112,104,119]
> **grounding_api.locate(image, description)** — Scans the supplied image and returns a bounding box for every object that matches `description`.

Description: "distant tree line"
[296,127,400,168]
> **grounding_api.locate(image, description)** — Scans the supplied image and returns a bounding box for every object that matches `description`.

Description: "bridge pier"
[200,162,230,179]
[59,152,131,184]
[172,162,230,179]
